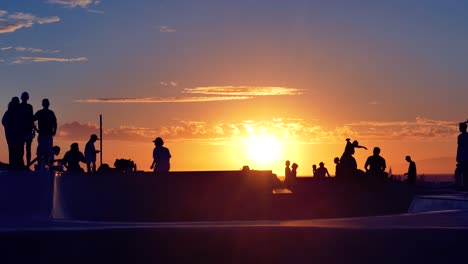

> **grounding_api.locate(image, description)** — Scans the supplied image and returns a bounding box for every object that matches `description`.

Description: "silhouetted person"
[19,92,35,168]
[29,146,62,171]
[284,160,295,188]
[62,143,86,173]
[85,134,100,173]
[34,98,57,171]
[114,159,136,173]
[150,137,171,175]
[343,138,367,157]
[312,164,317,177]
[50,146,64,171]
[404,156,417,185]
[457,122,468,190]
[364,147,387,180]
[315,162,330,178]
[285,163,298,189]
[285,160,291,180]
[339,139,361,179]
[2,97,23,170]
[334,157,340,177]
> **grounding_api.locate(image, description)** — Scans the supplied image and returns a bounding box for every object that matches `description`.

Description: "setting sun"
[243,133,283,167]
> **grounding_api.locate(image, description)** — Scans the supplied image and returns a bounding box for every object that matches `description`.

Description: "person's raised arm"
[356,145,367,150]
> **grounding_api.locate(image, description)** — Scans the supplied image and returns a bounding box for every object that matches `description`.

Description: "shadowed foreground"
[1,210,468,263]
[1,170,466,263]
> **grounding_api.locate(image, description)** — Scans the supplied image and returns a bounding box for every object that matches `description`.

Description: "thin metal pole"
[100,114,103,166]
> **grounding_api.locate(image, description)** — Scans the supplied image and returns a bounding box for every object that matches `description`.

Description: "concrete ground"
[2,191,468,263]
[1,209,468,263]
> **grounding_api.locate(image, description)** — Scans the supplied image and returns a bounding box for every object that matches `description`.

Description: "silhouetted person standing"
[2,97,23,170]
[19,92,35,168]
[34,98,57,171]
[315,162,330,178]
[334,157,340,177]
[62,143,86,173]
[285,160,291,181]
[457,122,468,190]
[364,147,387,180]
[285,163,298,189]
[85,134,100,173]
[312,164,317,177]
[404,156,417,185]
[339,138,362,179]
[150,137,171,175]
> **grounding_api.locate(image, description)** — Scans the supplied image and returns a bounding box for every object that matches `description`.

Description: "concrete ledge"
[409,193,468,213]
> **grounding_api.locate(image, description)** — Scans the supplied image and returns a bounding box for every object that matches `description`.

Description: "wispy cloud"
[11,56,88,64]
[160,81,178,87]
[47,0,103,13]
[0,10,60,34]
[0,46,83,65]
[74,96,251,103]
[345,117,458,141]
[75,85,302,104]
[1,46,60,54]
[56,117,460,145]
[159,26,176,33]
[145,117,460,144]
[47,0,99,8]
[183,86,302,96]
[57,122,157,142]
[37,17,61,24]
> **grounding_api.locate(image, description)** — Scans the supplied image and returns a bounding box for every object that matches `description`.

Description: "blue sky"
[1,1,468,174]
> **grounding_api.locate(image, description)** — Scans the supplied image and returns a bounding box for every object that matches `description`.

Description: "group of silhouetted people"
[2,93,56,171]
[336,138,417,184]
[312,162,331,178]
[0,93,172,175]
[1,93,106,173]
[283,137,420,189]
[284,160,298,189]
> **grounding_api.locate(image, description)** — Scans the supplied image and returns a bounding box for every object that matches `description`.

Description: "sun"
[243,133,283,167]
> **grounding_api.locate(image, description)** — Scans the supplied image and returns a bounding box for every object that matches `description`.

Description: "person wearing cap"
[315,162,330,178]
[150,137,171,175]
[85,134,100,173]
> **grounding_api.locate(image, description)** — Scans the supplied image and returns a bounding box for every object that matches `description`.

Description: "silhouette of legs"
[25,139,32,168]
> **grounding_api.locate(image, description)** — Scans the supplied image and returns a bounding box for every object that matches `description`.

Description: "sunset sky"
[1,1,467,176]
